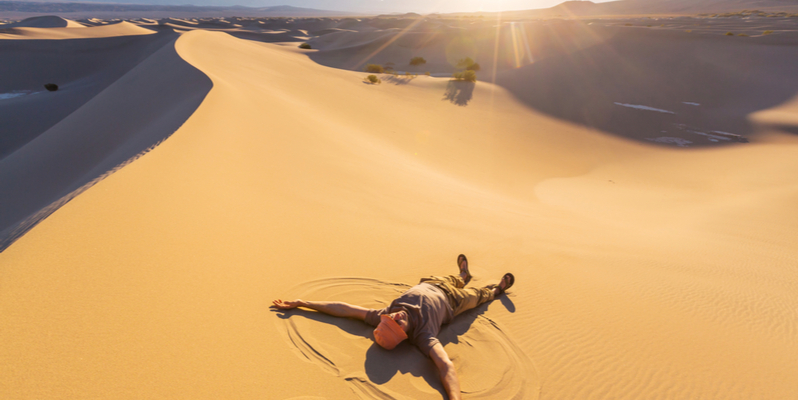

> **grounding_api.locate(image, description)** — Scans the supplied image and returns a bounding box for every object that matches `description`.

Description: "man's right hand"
[272,299,304,310]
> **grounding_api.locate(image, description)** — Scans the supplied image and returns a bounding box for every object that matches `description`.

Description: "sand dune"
[0,29,211,250]
[3,15,85,28]
[0,13,796,400]
[0,19,155,39]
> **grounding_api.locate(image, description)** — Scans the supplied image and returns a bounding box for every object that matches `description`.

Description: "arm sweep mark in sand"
[272,255,515,400]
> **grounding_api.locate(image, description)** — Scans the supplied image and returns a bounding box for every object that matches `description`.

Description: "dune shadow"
[383,74,417,85]
[493,28,798,146]
[442,80,474,106]
[0,31,212,252]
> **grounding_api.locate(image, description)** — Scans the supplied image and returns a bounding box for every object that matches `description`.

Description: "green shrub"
[409,56,427,66]
[725,32,734,35]
[366,74,381,84]
[299,42,311,49]
[365,64,384,73]
[456,57,474,68]
[452,70,476,82]
[456,57,480,71]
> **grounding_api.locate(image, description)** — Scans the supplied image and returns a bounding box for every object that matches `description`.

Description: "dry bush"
[409,56,427,66]
[725,32,734,36]
[299,43,311,49]
[365,75,381,84]
[456,57,481,71]
[738,33,749,36]
[763,30,774,34]
[365,64,384,73]
[452,70,477,82]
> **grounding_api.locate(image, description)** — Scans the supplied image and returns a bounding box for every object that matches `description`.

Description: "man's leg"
[450,286,495,317]
[420,275,466,288]
[447,274,515,317]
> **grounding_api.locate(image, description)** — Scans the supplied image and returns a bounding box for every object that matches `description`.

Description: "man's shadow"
[273,294,515,399]
[442,80,475,106]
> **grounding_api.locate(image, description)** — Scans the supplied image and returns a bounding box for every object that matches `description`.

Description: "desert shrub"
[366,74,381,84]
[456,57,474,68]
[452,70,476,82]
[725,32,734,35]
[424,71,431,76]
[763,30,774,34]
[44,83,58,91]
[409,56,427,65]
[456,57,480,71]
[299,42,311,49]
[624,23,632,26]
[738,33,749,36]
[685,29,692,33]
[365,64,384,73]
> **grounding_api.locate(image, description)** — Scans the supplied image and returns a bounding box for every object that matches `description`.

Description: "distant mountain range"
[518,0,797,16]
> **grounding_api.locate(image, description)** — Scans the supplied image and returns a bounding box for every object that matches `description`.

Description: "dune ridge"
[0,31,211,251]
[0,14,796,400]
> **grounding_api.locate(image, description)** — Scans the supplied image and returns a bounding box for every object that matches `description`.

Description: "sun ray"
[489,11,503,113]
[510,22,521,68]
[348,1,448,71]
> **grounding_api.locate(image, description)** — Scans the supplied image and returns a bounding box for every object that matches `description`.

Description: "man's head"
[373,311,409,350]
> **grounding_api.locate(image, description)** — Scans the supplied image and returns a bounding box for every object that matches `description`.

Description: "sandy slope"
[0,19,155,39]
[0,28,211,250]
[0,21,796,400]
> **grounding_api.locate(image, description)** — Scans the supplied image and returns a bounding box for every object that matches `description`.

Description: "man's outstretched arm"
[272,299,369,321]
[429,343,462,400]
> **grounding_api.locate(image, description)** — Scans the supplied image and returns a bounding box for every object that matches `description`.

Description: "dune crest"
[0,20,155,39]
[0,14,795,400]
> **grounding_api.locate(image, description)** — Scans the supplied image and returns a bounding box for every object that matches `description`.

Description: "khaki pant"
[420,275,495,317]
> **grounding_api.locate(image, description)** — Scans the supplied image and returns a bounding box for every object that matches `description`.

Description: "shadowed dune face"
[494,25,798,144]
[0,31,212,251]
[0,31,176,158]
[300,17,797,145]
[3,15,84,28]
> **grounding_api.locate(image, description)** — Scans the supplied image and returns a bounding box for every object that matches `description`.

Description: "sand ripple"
[275,277,539,399]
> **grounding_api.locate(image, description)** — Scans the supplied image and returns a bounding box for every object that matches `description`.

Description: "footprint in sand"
[274,277,539,400]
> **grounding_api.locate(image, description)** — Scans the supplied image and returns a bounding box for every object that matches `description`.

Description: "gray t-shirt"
[365,282,454,356]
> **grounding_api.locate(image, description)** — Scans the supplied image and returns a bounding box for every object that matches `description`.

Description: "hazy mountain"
[521,0,798,16]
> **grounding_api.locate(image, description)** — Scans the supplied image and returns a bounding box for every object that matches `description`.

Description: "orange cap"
[374,314,408,350]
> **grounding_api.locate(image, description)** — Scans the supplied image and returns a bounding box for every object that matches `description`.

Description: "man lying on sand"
[271,254,515,400]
